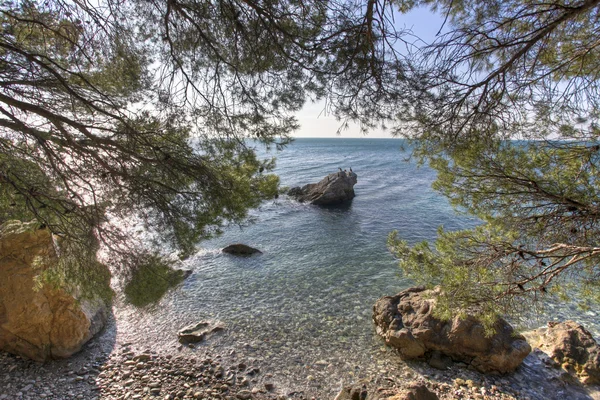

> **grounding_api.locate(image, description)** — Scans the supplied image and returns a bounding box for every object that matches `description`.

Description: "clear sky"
[293,6,444,138]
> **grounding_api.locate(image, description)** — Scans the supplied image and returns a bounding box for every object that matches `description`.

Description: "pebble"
[1,330,595,400]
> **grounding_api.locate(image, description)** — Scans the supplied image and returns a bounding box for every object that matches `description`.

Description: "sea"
[116,138,600,397]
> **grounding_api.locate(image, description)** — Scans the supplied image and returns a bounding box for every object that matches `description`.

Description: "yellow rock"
[0,220,109,361]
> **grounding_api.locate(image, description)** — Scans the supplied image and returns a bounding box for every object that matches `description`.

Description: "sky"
[293,6,445,139]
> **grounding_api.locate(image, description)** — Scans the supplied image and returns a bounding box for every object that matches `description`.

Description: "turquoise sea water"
[118,138,599,397]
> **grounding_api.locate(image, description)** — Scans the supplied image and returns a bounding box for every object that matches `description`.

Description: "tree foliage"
[4,0,600,319]
[0,0,418,268]
[388,0,600,326]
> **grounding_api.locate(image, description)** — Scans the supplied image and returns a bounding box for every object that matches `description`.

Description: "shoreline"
[2,310,600,400]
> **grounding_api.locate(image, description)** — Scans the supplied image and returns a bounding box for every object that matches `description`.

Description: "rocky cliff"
[0,220,110,361]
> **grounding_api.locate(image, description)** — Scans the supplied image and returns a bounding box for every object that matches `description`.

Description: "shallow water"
[114,138,600,397]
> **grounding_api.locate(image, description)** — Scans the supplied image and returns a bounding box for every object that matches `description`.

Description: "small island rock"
[372,287,531,374]
[288,170,357,205]
[222,244,262,256]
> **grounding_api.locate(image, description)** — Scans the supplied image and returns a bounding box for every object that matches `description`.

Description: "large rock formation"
[373,287,531,374]
[0,220,110,361]
[288,170,357,205]
[222,243,262,256]
[527,320,600,385]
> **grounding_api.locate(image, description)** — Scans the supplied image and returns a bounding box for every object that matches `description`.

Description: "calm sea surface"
[117,138,599,396]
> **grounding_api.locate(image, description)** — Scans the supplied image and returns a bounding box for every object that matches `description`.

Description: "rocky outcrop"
[288,170,357,205]
[0,220,109,361]
[372,287,531,374]
[178,320,225,343]
[222,244,262,256]
[527,320,600,384]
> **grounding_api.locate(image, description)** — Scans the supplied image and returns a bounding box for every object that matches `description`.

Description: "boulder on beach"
[527,320,600,385]
[372,287,531,374]
[178,320,225,343]
[288,170,357,205]
[0,220,110,361]
[222,244,262,256]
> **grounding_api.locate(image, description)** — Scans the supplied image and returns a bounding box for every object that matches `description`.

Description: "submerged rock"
[222,244,262,256]
[288,170,357,205]
[528,320,600,385]
[178,320,225,343]
[0,220,110,361]
[372,287,531,374]
[124,257,192,308]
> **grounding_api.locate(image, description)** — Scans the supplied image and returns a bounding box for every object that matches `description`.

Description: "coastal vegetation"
[1,0,599,325]
[387,0,600,326]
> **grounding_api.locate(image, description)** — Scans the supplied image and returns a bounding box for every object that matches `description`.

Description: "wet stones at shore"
[2,334,595,400]
[222,244,262,256]
[526,320,600,385]
[178,321,225,344]
[372,287,531,374]
[288,170,358,205]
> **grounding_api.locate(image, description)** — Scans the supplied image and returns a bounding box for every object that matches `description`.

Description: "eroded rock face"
[529,320,600,385]
[222,244,262,256]
[288,171,357,205]
[372,287,531,374]
[0,220,109,361]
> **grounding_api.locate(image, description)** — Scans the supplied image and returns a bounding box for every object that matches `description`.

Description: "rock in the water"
[0,220,110,361]
[222,244,262,256]
[288,170,357,205]
[178,320,225,343]
[124,261,192,308]
[372,287,531,374]
[529,320,600,385]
